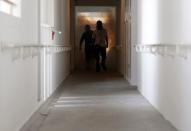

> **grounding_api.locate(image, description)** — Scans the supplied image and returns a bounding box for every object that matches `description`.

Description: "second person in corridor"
[79,25,94,69]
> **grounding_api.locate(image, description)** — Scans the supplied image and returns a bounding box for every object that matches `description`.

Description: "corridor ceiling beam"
[74,0,119,6]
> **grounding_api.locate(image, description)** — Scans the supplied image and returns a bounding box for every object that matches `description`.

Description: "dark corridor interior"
[71,0,122,72]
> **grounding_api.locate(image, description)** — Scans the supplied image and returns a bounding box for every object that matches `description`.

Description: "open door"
[126,0,132,81]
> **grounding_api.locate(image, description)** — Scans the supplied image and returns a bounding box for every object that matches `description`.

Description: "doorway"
[74,6,117,71]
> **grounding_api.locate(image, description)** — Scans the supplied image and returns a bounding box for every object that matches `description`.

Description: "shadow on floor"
[22,70,178,131]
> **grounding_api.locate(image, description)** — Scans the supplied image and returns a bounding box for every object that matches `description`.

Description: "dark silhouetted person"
[93,20,109,72]
[80,25,94,69]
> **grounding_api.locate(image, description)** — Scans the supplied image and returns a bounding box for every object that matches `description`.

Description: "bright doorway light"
[78,12,107,23]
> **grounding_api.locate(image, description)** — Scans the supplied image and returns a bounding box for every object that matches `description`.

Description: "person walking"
[93,20,109,72]
[79,25,94,69]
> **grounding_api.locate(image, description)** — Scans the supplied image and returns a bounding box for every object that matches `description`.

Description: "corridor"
[1,0,191,131]
[24,71,177,131]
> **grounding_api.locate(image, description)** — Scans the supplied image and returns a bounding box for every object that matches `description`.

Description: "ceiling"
[74,0,119,6]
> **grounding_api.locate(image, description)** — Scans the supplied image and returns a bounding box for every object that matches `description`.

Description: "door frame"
[122,0,132,82]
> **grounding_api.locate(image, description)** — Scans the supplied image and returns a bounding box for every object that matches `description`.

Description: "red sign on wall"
[52,31,55,40]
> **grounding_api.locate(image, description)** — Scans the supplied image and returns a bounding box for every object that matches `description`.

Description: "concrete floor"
[28,71,177,131]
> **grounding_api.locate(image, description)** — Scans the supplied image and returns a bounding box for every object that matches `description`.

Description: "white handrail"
[134,44,191,59]
[0,41,72,61]
[0,41,71,49]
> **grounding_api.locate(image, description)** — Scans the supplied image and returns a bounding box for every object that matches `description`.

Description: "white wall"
[0,1,39,131]
[0,0,71,131]
[132,0,191,131]
[40,0,71,100]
